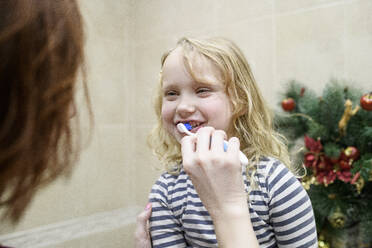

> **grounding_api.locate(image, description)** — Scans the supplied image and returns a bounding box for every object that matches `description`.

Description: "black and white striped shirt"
[149,157,318,247]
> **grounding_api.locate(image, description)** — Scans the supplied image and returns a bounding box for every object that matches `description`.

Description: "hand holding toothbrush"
[179,125,249,219]
[177,123,249,166]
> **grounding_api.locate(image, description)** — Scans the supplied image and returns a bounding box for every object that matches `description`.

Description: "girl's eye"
[196,88,211,95]
[165,91,177,96]
[164,90,178,100]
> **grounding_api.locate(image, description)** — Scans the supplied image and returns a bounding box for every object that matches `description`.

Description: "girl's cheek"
[161,104,173,122]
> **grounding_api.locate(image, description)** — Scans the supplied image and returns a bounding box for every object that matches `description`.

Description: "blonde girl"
[147,37,317,248]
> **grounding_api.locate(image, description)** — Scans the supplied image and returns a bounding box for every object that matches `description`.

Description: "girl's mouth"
[178,121,204,133]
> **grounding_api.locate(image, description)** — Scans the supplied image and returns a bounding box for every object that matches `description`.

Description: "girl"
[147,37,318,247]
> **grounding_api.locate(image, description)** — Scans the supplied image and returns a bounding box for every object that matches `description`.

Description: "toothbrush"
[177,123,249,165]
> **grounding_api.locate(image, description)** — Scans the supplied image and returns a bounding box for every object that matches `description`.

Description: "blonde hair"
[148,37,296,182]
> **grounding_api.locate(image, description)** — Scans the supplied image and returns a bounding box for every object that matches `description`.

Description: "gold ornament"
[318,234,331,248]
[318,240,330,248]
[328,207,346,229]
[301,176,316,190]
[355,177,365,194]
[338,99,360,137]
[328,193,336,200]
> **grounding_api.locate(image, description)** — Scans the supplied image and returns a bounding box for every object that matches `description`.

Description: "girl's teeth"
[189,122,201,128]
[189,122,197,128]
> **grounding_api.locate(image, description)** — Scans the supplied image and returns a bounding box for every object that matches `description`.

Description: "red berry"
[282,98,296,111]
[360,93,372,111]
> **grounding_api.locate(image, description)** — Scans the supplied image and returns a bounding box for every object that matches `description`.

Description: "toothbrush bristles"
[184,123,192,131]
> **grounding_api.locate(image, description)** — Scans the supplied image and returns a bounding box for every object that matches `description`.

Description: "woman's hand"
[181,126,247,217]
[134,203,152,248]
[181,127,259,248]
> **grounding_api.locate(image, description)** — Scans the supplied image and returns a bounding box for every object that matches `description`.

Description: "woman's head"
[149,37,290,171]
[0,0,88,223]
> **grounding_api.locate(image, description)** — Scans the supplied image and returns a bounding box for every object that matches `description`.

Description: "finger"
[226,136,240,156]
[181,135,197,164]
[196,126,214,153]
[210,130,226,153]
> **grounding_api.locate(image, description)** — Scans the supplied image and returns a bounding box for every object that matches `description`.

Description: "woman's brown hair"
[0,0,90,223]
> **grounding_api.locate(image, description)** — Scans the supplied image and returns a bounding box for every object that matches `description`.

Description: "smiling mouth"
[177,121,204,131]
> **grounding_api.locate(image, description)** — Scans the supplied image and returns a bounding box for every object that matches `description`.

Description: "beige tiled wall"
[0,0,371,247]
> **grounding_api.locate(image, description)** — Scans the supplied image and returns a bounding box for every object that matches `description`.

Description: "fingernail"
[145,203,151,210]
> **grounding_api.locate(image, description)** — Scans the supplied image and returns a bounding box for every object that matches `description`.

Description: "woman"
[0,0,89,224]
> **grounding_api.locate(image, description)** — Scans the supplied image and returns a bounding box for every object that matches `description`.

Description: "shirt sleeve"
[149,174,188,248]
[266,161,318,248]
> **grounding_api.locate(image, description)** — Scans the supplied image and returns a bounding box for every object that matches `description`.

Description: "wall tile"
[132,39,174,127]
[134,0,221,42]
[344,0,372,89]
[218,18,276,104]
[218,0,273,24]
[276,5,345,94]
[0,125,134,233]
[81,0,133,125]
[131,125,162,205]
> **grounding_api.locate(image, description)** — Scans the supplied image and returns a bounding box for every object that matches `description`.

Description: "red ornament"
[282,98,296,111]
[337,170,352,183]
[343,146,360,160]
[339,160,351,170]
[304,153,316,168]
[317,170,336,185]
[360,93,372,111]
[304,136,322,152]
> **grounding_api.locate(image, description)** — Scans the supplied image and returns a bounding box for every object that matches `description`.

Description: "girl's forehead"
[163,47,223,85]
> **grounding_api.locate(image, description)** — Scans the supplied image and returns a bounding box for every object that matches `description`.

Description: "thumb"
[137,203,152,224]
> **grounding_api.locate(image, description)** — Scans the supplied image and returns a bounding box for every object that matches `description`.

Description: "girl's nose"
[176,95,196,117]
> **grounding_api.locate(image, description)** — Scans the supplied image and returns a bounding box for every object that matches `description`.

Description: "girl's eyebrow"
[162,83,178,91]
[193,79,224,89]
[194,81,215,87]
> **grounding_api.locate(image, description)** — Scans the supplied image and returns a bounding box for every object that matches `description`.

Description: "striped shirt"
[149,157,318,247]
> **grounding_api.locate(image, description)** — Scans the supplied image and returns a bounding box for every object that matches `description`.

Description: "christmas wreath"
[275,80,372,247]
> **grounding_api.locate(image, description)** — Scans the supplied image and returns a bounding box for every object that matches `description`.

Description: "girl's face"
[161,47,233,142]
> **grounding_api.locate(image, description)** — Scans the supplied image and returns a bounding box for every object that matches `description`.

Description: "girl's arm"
[181,127,259,248]
[148,175,188,248]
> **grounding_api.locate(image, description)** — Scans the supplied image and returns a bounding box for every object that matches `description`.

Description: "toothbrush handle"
[223,141,249,165]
